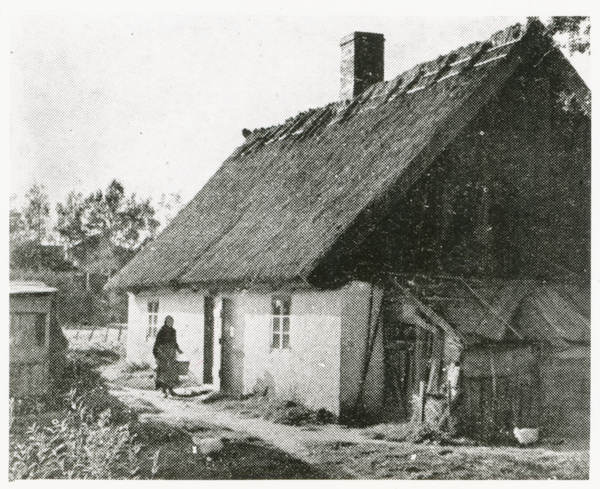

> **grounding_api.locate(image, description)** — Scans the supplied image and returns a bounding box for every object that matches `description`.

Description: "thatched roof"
[107,20,587,291]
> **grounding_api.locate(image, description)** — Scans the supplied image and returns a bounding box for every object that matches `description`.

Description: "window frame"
[147,301,159,339]
[270,296,291,349]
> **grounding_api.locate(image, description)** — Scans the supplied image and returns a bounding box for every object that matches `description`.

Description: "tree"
[546,16,590,55]
[21,184,51,244]
[10,186,57,270]
[9,195,26,237]
[54,191,86,245]
[55,179,160,250]
[156,192,183,229]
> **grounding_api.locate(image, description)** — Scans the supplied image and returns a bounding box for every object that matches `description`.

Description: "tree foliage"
[9,187,67,270]
[156,192,183,228]
[547,16,590,55]
[23,184,51,242]
[10,185,51,244]
[55,180,160,250]
[10,206,26,237]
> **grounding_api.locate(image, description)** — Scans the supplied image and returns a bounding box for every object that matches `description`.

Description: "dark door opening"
[383,319,417,422]
[219,297,243,395]
[203,296,215,384]
[381,295,437,423]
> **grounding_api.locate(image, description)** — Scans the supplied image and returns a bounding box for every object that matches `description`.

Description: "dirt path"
[108,382,589,479]
[108,383,376,478]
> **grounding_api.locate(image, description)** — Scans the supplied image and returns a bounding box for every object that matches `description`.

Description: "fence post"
[419,380,426,423]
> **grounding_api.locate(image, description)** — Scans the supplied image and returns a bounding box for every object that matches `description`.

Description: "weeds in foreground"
[9,392,141,480]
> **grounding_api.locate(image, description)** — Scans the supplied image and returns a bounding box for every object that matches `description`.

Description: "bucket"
[177,360,190,376]
[513,427,539,445]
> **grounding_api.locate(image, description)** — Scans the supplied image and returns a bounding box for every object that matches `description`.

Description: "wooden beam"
[392,278,462,345]
[459,278,523,339]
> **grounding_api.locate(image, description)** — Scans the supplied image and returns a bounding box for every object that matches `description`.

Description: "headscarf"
[152,315,179,357]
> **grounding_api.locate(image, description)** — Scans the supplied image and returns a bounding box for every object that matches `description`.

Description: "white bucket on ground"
[513,427,539,445]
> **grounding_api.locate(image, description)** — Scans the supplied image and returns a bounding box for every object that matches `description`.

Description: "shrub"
[9,420,141,479]
[9,267,128,326]
[67,388,136,426]
[9,394,141,480]
[13,349,127,423]
[52,356,104,398]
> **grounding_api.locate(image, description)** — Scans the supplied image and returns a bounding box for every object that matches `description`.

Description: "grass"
[304,439,589,479]
[128,418,326,480]
[364,421,474,444]
[67,348,122,368]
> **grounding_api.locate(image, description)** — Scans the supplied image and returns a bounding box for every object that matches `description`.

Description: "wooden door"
[219,298,243,395]
[384,341,414,421]
[203,297,215,384]
[9,311,50,396]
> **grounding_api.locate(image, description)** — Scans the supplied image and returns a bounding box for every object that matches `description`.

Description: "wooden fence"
[63,323,127,349]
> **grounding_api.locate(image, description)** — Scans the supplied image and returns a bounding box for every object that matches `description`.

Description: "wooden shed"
[9,281,67,397]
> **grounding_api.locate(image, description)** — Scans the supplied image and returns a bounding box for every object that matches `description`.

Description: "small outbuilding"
[9,281,68,397]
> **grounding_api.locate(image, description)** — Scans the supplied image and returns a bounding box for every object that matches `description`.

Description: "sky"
[8,10,591,216]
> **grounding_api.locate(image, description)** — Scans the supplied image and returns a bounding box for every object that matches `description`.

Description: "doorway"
[203,297,215,384]
[219,298,243,395]
[383,321,415,421]
[381,296,437,423]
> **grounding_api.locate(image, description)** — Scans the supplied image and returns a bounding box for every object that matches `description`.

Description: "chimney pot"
[340,32,385,101]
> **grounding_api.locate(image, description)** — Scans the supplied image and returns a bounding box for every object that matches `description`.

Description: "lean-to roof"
[431,281,590,346]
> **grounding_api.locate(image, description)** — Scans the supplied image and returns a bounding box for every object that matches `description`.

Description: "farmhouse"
[108,20,590,439]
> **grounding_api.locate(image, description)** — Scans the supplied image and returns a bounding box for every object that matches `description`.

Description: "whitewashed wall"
[340,281,385,422]
[242,288,343,415]
[125,281,382,418]
[126,288,219,385]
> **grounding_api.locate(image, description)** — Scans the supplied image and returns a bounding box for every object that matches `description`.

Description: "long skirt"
[155,343,179,389]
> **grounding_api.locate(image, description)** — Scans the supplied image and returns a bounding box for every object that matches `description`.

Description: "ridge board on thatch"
[107,20,584,291]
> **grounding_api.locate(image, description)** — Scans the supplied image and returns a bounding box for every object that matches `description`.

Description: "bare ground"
[103,362,589,480]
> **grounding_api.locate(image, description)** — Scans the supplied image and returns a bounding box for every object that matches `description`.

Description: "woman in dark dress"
[153,315,183,397]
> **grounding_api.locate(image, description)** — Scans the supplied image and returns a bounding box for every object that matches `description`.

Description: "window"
[147,301,159,339]
[271,296,291,349]
[10,313,46,348]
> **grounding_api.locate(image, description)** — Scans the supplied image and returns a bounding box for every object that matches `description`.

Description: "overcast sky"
[9,13,590,213]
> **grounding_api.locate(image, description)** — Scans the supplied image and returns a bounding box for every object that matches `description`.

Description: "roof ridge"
[241,21,527,142]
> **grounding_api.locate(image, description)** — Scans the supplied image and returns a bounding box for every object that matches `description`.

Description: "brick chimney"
[340,32,385,102]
